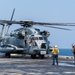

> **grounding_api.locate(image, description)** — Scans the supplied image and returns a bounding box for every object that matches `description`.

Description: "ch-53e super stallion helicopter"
[0,9,75,59]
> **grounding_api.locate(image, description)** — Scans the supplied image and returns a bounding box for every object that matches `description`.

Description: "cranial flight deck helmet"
[54,45,58,48]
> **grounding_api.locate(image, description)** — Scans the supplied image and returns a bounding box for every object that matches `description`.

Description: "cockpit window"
[39,37,43,40]
[32,37,43,40]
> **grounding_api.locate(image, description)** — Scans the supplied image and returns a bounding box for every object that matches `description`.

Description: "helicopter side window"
[39,37,43,40]
[32,37,43,40]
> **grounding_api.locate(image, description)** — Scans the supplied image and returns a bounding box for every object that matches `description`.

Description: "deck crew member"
[52,45,59,65]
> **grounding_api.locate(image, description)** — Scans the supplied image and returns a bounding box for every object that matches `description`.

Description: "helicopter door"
[24,35,27,46]
[25,40,27,46]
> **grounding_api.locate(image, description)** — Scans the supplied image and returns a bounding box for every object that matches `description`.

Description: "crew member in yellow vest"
[52,45,59,65]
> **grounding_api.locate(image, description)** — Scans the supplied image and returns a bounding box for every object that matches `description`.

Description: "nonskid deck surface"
[0,55,75,75]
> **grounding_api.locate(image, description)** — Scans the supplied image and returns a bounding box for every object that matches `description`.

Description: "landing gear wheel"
[39,55,44,59]
[31,55,36,59]
[5,53,10,58]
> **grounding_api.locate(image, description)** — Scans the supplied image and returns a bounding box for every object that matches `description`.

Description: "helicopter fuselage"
[0,27,50,58]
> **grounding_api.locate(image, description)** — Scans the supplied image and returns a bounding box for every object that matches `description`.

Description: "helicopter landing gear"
[39,55,44,59]
[5,53,10,58]
[31,54,44,59]
[31,55,36,59]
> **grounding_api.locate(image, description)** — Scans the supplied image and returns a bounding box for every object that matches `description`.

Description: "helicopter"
[0,9,75,59]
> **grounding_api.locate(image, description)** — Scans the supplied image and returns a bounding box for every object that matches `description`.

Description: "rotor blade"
[0,23,5,25]
[14,21,75,26]
[0,9,15,25]
[10,8,15,21]
[0,20,10,25]
[33,22,75,26]
[6,8,15,34]
[35,25,71,31]
[0,20,75,27]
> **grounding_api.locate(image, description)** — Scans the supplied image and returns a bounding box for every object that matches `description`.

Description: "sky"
[0,0,75,48]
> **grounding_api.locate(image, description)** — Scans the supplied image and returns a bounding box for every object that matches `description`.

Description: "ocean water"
[59,48,74,56]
